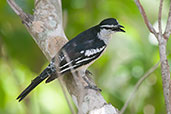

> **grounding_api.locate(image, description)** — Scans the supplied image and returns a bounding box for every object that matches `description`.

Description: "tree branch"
[164,0,171,39]
[158,0,171,113]
[134,0,171,113]
[7,0,25,16]
[7,0,33,27]
[134,0,158,38]
[7,0,119,113]
[159,39,171,113]
[120,62,159,114]
[158,0,163,36]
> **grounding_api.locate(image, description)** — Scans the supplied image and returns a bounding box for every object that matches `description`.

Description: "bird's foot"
[82,73,101,92]
[85,84,102,92]
[85,70,93,76]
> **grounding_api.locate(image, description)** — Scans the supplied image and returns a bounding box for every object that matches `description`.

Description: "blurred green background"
[0,0,170,113]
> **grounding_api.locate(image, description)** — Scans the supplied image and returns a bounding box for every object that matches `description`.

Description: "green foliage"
[0,0,170,113]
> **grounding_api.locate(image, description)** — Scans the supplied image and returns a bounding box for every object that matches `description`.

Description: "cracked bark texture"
[7,0,119,113]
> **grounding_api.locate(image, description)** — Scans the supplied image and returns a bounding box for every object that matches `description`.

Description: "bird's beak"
[118,25,125,32]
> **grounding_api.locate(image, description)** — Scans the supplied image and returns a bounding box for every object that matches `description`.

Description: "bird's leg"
[85,70,93,76]
[79,70,101,91]
[82,76,102,91]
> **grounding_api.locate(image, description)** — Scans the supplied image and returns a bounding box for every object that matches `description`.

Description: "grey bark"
[134,0,171,113]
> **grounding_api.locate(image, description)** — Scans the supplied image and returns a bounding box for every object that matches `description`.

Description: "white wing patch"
[59,60,73,69]
[84,46,105,57]
[76,55,96,64]
[80,50,84,54]
[59,64,79,73]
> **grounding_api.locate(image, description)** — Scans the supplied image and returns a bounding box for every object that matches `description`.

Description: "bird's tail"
[16,66,56,102]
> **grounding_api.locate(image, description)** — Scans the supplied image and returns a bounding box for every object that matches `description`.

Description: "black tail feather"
[45,73,58,83]
[17,67,52,102]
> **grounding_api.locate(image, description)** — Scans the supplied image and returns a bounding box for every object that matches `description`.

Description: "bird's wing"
[58,38,106,74]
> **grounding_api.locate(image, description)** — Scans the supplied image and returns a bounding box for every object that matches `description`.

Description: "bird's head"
[97,18,125,44]
[99,18,125,33]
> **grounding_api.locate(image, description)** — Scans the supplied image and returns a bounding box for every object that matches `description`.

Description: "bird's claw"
[85,70,93,76]
[85,85,102,92]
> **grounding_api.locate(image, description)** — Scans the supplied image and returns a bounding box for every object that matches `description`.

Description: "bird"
[16,18,125,102]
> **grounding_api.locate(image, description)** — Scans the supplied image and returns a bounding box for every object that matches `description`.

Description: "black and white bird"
[17,18,125,101]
